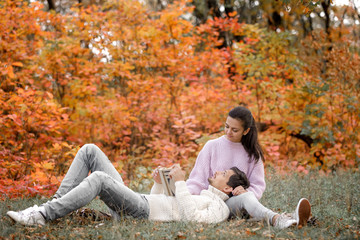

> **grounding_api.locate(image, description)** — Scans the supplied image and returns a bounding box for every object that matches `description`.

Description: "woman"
[186,106,267,218]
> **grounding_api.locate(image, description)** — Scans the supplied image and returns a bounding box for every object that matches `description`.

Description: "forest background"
[0,0,359,199]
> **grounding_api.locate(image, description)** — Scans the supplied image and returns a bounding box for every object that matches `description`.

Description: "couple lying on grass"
[7,107,312,229]
[7,144,311,229]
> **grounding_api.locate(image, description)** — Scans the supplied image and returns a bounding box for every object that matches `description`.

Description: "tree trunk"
[47,0,55,11]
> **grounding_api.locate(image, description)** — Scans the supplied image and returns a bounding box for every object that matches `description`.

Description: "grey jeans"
[43,144,149,221]
[226,191,277,222]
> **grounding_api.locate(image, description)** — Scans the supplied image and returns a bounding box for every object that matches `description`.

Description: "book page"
[158,168,176,196]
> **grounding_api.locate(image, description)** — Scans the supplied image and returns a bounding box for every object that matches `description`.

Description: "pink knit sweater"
[186,135,266,199]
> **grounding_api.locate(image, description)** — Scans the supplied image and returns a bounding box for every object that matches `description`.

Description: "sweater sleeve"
[186,143,212,195]
[246,158,266,199]
[175,181,229,224]
[150,182,164,195]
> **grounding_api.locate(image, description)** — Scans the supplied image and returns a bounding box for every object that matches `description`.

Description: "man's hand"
[232,186,248,196]
[152,167,162,184]
[169,165,185,182]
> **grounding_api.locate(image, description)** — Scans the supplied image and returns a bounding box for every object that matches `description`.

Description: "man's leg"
[7,171,149,225]
[54,144,123,198]
[45,171,149,220]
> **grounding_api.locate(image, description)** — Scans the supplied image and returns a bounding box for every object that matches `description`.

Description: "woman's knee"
[226,192,255,219]
[226,192,255,208]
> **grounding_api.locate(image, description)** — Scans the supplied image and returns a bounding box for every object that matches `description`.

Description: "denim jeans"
[43,144,149,221]
[226,191,276,222]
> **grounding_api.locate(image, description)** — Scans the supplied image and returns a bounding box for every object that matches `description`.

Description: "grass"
[1,168,359,239]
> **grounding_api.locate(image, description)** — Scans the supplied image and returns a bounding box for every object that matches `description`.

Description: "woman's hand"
[152,167,162,184]
[232,186,248,196]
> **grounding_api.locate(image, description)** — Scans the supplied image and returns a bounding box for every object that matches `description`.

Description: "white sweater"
[144,181,230,224]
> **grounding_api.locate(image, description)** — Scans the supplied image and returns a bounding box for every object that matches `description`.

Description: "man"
[7,144,310,228]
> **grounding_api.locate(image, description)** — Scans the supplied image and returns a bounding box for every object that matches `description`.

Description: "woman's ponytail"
[228,106,265,163]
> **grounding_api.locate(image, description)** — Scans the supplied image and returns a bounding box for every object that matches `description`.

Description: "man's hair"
[226,167,250,197]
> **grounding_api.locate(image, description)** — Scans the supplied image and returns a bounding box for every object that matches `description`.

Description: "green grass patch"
[1,169,359,239]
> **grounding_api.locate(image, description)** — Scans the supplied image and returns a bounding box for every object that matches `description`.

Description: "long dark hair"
[228,106,265,163]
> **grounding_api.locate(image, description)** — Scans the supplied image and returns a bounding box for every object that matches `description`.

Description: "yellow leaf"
[42,161,54,170]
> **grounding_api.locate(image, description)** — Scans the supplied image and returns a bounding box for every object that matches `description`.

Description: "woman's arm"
[185,143,212,195]
[246,159,266,199]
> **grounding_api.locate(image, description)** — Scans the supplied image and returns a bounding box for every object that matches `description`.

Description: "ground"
[1,168,359,239]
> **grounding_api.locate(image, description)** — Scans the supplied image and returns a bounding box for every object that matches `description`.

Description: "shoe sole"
[296,198,311,227]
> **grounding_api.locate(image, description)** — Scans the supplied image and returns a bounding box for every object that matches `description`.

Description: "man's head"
[208,167,250,197]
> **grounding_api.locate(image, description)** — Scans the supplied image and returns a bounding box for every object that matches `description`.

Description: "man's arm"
[175,181,230,223]
[150,167,164,194]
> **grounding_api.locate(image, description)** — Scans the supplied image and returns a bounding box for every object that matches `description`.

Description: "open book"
[158,168,176,196]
